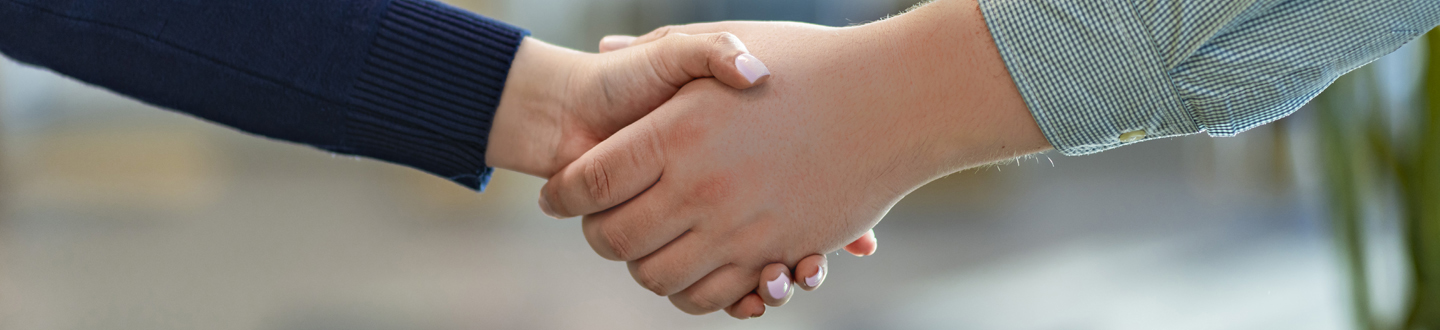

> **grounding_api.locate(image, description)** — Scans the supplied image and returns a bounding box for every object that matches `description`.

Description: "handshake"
[483,1,1051,320]
[485,24,879,319]
[6,0,1420,322]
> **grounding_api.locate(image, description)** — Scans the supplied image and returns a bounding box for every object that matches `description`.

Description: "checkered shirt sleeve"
[978,0,1440,155]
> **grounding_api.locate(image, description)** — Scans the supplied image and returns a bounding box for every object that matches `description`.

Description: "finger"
[757,263,794,307]
[628,23,732,47]
[626,232,727,296]
[794,254,828,291]
[724,293,766,319]
[628,32,770,89]
[539,117,666,219]
[630,25,676,46]
[580,182,693,261]
[843,229,877,257]
[598,35,636,53]
[668,263,756,315]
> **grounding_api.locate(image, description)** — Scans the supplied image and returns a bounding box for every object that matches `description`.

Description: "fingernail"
[734,53,770,84]
[599,35,637,51]
[538,196,558,218]
[869,233,878,256]
[752,311,764,319]
[805,264,825,288]
[767,272,790,300]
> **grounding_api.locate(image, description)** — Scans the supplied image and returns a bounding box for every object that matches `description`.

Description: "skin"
[487,34,761,178]
[481,35,869,318]
[539,0,1053,316]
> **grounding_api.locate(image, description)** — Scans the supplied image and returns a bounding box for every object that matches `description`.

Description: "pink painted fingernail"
[767,272,790,300]
[735,54,770,84]
[599,35,637,51]
[805,264,825,288]
[864,230,878,256]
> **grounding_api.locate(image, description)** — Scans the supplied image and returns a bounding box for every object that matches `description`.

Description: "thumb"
[539,119,667,218]
[842,229,878,257]
[615,32,771,90]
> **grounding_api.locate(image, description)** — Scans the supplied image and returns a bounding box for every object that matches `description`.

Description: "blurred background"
[0,0,1432,329]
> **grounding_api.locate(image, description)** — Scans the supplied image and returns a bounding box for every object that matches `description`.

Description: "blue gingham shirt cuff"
[979,0,1198,156]
[978,0,1440,156]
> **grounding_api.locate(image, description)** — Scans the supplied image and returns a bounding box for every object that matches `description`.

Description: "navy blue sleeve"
[0,0,529,191]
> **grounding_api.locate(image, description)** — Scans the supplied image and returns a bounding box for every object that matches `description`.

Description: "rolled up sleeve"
[979,0,1440,155]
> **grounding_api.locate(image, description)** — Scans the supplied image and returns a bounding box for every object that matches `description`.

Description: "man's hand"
[539,0,1053,316]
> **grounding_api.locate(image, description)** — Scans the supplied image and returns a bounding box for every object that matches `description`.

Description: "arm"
[0,0,523,189]
[0,0,846,319]
[0,0,767,188]
[538,0,1049,315]
[985,0,1440,154]
[538,0,1440,317]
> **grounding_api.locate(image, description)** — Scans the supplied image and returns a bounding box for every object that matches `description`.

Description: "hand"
[539,0,1052,316]
[486,34,768,178]
[480,34,867,318]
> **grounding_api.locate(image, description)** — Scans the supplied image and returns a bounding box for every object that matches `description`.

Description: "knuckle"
[635,269,671,296]
[710,32,739,48]
[658,31,685,43]
[642,46,679,82]
[669,296,711,315]
[639,120,669,161]
[596,223,635,261]
[581,156,613,204]
[683,294,727,314]
[649,25,677,39]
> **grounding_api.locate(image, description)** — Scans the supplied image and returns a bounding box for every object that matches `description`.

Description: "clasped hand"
[491,0,1050,320]
[483,29,876,318]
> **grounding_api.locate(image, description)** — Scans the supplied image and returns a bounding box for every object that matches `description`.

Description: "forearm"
[894,0,1051,174]
[0,0,527,190]
[838,0,1052,185]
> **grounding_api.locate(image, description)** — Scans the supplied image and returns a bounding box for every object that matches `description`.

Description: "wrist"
[884,0,1052,178]
[489,38,580,177]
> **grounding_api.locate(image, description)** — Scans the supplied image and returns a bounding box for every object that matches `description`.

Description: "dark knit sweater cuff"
[342,0,528,191]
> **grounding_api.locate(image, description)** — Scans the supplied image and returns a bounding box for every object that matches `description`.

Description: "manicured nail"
[734,53,770,84]
[599,35,636,51]
[767,272,790,300]
[538,196,557,218]
[869,232,878,256]
[805,264,825,288]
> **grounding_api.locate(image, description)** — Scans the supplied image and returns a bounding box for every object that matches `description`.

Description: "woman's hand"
[538,0,1052,317]
[486,34,768,178]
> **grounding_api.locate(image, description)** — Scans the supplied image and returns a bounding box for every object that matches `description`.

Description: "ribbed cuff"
[341,0,528,191]
[979,0,1199,156]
